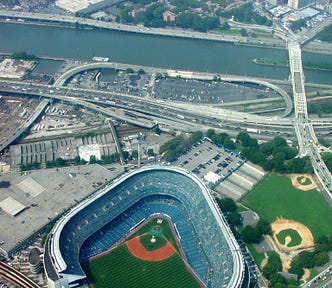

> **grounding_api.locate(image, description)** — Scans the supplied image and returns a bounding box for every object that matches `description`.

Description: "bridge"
[0,98,49,153]
[288,40,332,199]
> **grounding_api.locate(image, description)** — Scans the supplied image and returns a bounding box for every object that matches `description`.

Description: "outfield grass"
[241,173,332,240]
[83,241,201,288]
[276,229,302,247]
[83,217,201,288]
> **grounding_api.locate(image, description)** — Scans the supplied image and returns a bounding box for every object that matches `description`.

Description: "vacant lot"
[241,173,332,240]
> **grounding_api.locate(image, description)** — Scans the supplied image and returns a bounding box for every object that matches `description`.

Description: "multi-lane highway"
[0,97,49,152]
[0,8,331,198]
[288,40,332,199]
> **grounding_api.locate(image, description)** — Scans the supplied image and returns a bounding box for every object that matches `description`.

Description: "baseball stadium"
[44,166,247,288]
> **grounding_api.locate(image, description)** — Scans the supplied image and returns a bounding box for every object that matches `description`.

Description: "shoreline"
[0,12,293,50]
[1,14,332,57]
[252,57,332,72]
[1,8,332,56]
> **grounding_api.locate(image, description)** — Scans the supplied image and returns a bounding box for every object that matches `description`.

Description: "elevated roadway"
[0,10,247,44]
[0,98,49,153]
[54,62,294,118]
[288,40,332,198]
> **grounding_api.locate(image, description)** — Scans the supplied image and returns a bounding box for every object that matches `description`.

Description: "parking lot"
[175,138,265,199]
[153,77,279,104]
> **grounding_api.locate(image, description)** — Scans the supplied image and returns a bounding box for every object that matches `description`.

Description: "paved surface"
[0,164,124,257]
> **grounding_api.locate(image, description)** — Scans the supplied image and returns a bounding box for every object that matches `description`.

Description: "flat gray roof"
[0,164,124,256]
[0,196,26,217]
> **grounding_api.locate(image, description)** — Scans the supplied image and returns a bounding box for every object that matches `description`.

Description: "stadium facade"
[44,166,247,288]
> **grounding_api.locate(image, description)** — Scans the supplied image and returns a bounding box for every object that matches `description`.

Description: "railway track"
[0,261,41,288]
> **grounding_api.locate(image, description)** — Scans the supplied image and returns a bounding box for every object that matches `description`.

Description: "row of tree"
[205,129,313,174]
[316,24,332,43]
[11,51,37,61]
[289,235,332,279]
[322,152,332,171]
[159,131,203,162]
[290,18,308,32]
[218,2,272,26]
[213,196,331,288]
[240,219,272,244]
[20,162,41,171]
[236,131,313,173]
[174,13,220,32]
[308,102,332,116]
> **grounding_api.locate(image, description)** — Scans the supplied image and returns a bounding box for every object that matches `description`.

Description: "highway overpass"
[53,62,294,118]
[0,99,49,153]
[288,40,332,199]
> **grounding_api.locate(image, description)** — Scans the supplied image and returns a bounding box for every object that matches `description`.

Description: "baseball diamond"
[44,166,246,288]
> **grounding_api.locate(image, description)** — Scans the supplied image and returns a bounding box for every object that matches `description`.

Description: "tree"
[206,129,215,139]
[89,155,97,164]
[138,68,145,75]
[122,151,130,160]
[241,225,261,243]
[257,218,272,235]
[269,273,288,287]
[240,28,248,37]
[126,67,134,74]
[273,136,287,148]
[55,157,67,167]
[223,136,236,150]
[131,150,138,159]
[314,251,329,266]
[298,251,315,268]
[262,252,282,279]
[322,152,332,172]
[74,156,81,165]
[147,148,155,157]
[229,212,242,226]
[289,256,304,279]
[152,126,162,135]
[236,132,251,147]
[221,197,237,212]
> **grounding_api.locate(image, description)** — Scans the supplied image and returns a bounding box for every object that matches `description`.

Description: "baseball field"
[82,217,202,288]
[241,172,332,240]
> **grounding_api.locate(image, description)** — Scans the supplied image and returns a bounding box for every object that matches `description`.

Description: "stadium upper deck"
[44,166,245,288]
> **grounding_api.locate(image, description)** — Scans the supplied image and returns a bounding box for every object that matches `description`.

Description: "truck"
[246,128,260,134]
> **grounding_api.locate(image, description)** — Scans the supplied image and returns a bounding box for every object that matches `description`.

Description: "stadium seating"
[49,168,242,288]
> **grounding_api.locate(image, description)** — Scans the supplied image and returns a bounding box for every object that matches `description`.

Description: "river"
[0,22,331,84]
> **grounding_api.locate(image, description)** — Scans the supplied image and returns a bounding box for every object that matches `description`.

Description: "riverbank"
[0,10,288,50]
[253,57,332,71]
[2,10,332,55]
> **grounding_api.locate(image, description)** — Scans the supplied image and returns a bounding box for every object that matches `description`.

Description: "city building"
[288,0,316,10]
[163,10,176,22]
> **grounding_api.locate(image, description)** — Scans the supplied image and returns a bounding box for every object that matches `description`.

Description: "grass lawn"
[237,204,248,213]
[309,269,319,280]
[247,243,265,267]
[83,245,201,288]
[276,229,302,247]
[241,173,332,240]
